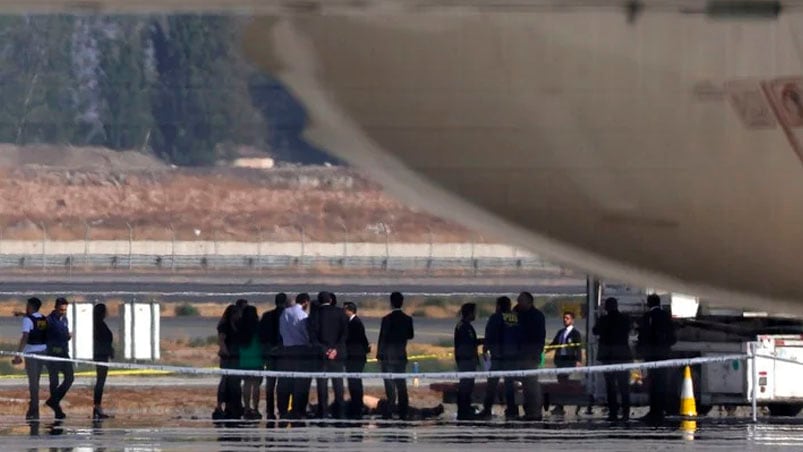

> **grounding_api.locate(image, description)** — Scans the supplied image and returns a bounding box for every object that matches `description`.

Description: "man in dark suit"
[637,293,677,425]
[549,311,583,415]
[377,291,414,419]
[454,303,480,420]
[593,297,633,421]
[259,292,287,420]
[344,302,370,419]
[514,291,546,421]
[479,296,512,419]
[308,291,349,419]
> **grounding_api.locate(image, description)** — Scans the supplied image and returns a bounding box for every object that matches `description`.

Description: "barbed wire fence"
[0,218,573,276]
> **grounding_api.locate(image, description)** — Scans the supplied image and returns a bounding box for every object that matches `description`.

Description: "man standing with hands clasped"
[549,311,582,415]
[377,291,414,420]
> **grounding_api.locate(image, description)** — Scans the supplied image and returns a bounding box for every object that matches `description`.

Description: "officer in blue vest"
[12,297,48,421]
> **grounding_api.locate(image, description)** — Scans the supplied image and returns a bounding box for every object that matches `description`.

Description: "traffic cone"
[680,365,697,417]
[680,366,697,440]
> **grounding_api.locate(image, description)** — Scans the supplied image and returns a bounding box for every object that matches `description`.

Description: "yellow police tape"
[365,343,583,363]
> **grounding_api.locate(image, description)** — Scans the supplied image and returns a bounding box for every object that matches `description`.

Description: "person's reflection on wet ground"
[28,420,39,437]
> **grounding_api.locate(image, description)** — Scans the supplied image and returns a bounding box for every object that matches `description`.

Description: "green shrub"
[188,335,219,347]
[175,303,200,317]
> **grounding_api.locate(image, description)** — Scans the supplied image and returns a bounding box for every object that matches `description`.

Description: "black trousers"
[94,355,110,405]
[456,360,476,418]
[381,361,409,419]
[46,356,74,405]
[219,357,243,418]
[345,358,366,418]
[603,369,630,417]
[276,346,312,419]
[483,359,518,416]
[648,366,669,418]
[264,357,277,418]
[315,359,345,419]
[518,358,543,419]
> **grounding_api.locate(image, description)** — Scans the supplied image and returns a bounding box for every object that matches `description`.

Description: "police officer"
[592,297,632,421]
[13,297,48,421]
[637,293,677,425]
[454,303,480,420]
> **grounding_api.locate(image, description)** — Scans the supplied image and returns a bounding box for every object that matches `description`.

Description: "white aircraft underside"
[9,0,803,313]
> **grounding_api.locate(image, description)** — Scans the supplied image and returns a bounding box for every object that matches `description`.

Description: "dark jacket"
[483,312,504,359]
[259,307,284,358]
[637,307,677,361]
[550,327,582,363]
[46,311,70,356]
[308,304,349,359]
[93,319,114,360]
[346,315,370,362]
[454,319,479,366]
[516,306,546,361]
[500,311,523,359]
[377,309,414,363]
[592,310,632,363]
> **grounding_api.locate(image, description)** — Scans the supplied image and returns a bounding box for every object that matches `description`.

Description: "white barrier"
[0,350,749,380]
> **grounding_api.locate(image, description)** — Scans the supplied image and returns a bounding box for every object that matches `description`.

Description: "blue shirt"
[279,304,309,347]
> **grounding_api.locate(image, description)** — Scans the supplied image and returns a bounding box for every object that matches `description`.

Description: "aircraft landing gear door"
[763,78,803,163]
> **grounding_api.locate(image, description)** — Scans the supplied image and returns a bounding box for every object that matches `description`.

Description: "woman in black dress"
[93,303,114,420]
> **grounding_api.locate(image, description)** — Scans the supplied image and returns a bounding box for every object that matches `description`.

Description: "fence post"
[126,222,133,270]
[257,227,263,272]
[40,221,47,271]
[213,230,218,270]
[83,220,90,269]
[383,223,390,271]
[169,224,176,272]
[341,221,348,260]
[299,224,306,266]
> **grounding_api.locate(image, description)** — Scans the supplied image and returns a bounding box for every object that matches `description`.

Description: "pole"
[127,222,133,270]
[751,342,758,423]
[40,221,46,271]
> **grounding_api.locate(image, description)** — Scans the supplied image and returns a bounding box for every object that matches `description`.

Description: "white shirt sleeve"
[21,317,33,334]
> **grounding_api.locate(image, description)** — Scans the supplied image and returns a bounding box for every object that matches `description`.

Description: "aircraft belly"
[244,10,803,311]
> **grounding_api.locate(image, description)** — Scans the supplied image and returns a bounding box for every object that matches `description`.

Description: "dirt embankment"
[0,146,472,243]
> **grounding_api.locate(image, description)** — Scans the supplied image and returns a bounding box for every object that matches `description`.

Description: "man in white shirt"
[548,311,583,415]
[12,297,48,420]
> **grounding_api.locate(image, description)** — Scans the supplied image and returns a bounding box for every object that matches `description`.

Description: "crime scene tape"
[0,350,749,380]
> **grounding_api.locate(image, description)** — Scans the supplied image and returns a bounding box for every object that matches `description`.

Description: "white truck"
[584,280,803,416]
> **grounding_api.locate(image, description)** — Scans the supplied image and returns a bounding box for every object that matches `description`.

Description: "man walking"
[308,291,349,419]
[593,297,632,421]
[13,297,48,421]
[344,302,370,419]
[514,292,546,421]
[549,311,583,415]
[45,297,73,419]
[259,292,287,420]
[637,293,677,425]
[454,303,480,420]
[377,291,414,419]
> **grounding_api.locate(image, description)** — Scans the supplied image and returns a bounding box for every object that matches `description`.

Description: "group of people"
[593,294,677,424]
[13,297,114,421]
[12,291,677,424]
[213,291,377,420]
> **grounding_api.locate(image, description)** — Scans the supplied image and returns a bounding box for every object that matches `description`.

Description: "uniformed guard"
[12,297,48,421]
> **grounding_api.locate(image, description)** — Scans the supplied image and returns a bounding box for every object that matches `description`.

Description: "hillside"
[0,146,471,243]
